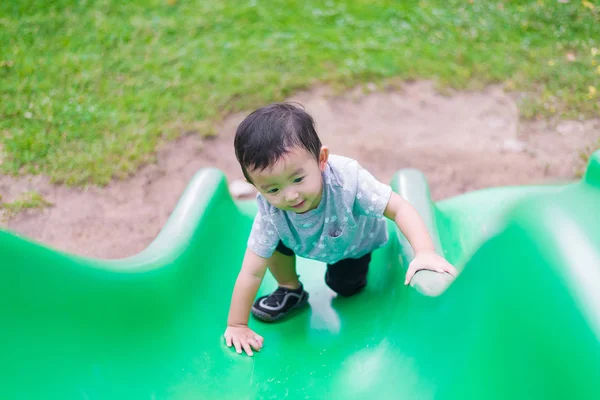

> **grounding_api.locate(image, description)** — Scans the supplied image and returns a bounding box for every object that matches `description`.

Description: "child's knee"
[325,275,367,297]
[324,254,370,297]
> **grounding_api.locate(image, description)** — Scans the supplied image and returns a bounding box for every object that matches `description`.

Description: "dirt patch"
[1,82,599,259]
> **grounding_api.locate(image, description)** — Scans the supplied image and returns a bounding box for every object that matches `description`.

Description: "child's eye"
[267,188,279,194]
[293,177,304,183]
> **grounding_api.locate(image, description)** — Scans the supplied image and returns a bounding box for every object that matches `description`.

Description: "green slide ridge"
[1,152,599,399]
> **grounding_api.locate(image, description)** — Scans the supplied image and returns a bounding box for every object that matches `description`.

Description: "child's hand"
[224,325,264,356]
[405,251,457,285]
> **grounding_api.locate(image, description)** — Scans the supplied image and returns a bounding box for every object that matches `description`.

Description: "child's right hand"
[224,325,264,356]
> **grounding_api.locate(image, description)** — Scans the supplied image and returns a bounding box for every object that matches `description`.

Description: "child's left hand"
[405,251,457,285]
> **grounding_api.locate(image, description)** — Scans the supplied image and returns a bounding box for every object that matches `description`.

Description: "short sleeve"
[247,199,280,259]
[353,163,393,218]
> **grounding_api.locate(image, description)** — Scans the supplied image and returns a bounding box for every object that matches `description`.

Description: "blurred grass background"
[1,0,599,185]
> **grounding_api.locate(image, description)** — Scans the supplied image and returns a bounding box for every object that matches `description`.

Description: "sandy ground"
[1,81,599,259]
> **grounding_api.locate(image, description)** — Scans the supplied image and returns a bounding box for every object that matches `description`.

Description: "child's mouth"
[291,200,306,210]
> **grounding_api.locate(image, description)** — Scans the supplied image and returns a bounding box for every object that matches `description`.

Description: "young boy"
[224,103,456,356]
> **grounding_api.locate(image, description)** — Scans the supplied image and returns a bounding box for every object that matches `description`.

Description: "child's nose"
[285,190,299,202]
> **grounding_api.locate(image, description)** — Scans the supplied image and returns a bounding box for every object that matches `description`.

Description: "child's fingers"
[404,267,416,285]
[233,338,242,354]
[247,337,262,351]
[225,335,232,347]
[241,340,254,357]
[446,265,457,276]
[254,334,264,344]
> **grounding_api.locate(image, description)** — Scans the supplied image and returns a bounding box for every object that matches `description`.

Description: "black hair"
[234,102,322,182]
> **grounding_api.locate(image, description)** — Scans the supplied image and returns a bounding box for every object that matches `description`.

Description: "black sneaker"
[251,284,309,322]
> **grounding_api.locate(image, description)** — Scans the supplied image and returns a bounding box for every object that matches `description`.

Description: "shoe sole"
[251,292,309,322]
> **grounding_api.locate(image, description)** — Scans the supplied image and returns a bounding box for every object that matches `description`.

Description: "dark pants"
[275,242,371,297]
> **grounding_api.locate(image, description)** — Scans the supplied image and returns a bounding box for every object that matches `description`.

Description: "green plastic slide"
[2,151,600,399]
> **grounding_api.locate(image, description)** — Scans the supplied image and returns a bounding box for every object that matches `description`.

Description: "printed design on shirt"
[326,224,343,238]
[323,216,343,238]
[355,165,390,217]
[248,211,280,257]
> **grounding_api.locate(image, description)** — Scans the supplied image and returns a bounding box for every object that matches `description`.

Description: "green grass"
[1,0,599,185]
[0,191,53,220]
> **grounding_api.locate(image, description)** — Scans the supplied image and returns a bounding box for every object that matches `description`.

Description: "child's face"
[248,146,329,214]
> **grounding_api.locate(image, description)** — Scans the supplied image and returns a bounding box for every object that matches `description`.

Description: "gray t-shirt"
[248,155,393,264]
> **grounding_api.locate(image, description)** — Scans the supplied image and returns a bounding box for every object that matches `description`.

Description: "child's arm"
[224,248,269,356]
[384,192,457,285]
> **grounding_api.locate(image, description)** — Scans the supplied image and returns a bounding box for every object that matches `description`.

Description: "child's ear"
[319,146,329,171]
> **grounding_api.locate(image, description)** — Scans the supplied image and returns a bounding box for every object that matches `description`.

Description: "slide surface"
[2,152,600,399]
